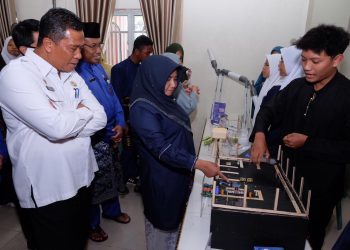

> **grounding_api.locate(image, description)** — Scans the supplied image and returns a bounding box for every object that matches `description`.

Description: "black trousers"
[22,187,90,250]
[0,161,17,204]
[308,195,338,250]
[0,161,35,248]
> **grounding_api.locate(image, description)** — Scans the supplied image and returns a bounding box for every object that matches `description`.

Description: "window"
[104,9,147,65]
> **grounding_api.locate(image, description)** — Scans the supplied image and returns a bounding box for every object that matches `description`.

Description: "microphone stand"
[213,69,225,103]
[215,72,254,132]
[207,49,256,132]
[237,77,255,132]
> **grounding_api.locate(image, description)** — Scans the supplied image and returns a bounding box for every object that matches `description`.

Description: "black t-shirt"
[253,72,350,200]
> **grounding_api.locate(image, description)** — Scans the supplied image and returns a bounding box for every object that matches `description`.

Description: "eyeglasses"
[304,92,316,116]
[84,43,104,50]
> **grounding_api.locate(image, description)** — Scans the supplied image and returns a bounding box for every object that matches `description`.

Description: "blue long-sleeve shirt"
[130,101,196,231]
[0,130,8,158]
[76,61,125,143]
[111,56,139,101]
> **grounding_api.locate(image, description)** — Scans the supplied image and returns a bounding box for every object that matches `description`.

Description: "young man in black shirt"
[251,24,350,250]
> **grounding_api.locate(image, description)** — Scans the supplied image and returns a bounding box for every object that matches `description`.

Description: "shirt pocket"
[40,84,65,110]
[44,87,61,101]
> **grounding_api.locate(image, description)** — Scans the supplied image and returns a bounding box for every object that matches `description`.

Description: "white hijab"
[1,36,18,64]
[253,53,281,124]
[279,45,304,90]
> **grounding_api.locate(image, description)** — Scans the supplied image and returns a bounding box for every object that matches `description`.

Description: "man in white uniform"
[0,8,106,250]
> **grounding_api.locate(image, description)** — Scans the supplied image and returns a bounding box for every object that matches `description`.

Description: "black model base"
[211,208,308,250]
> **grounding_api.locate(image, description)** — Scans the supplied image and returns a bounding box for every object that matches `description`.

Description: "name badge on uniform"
[70,81,78,87]
[104,76,110,84]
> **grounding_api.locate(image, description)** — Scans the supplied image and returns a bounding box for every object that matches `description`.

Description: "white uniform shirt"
[0,50,107,208]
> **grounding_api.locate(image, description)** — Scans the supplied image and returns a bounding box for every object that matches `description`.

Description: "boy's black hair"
[132,35,153,53]
[37,8,83,47]
[12,19,39,48]
[296,24,350,57]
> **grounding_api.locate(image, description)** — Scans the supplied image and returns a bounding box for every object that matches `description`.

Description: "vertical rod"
[286,158,290,178]
[299,177,304,199]
[292,167,296,188]
[306,190,312,215]
[274,188,280,210]
[281,150,284,170]
[243,184,248,208]
[277,145,282,161]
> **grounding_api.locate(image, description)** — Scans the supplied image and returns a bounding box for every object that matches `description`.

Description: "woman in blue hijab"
[130,55,226,250]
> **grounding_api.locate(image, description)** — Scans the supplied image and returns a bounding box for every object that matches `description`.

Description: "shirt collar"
[78,60,94,71]
[128,56,140,65]
[26,49,74,82]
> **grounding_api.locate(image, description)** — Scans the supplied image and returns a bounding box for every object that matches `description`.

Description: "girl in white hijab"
[252,53,281,125]
[252,45,304,158]
[1,36,20,64]
[278,45,304,90]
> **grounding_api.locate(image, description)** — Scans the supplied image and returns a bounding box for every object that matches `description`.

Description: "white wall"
[307,0,350,28]
[15,0,138,20]
[306,0,350,78]
[15,0,53,20]
[55,0,76,13]
[116,0,140,9]
[181,0,309,150]
[15,0,76,20]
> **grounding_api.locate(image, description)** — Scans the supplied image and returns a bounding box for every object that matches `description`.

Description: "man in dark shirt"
[111,35,153,192]
[111,35,153,103]
[12,19,39,55]
[251,24,350,250]
[2,18,40,250]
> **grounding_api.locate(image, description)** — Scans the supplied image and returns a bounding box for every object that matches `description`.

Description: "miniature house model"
[210,155,310,250]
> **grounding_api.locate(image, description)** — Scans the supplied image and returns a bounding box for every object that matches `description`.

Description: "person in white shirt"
[0,36,20,71]
[278,45,304,90]
[1,18,40,250]
[252,53,282,125]
[0,8,106,250]
[0,36,20,64]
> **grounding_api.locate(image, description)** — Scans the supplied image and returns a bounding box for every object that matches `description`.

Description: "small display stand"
[210,156,310,250]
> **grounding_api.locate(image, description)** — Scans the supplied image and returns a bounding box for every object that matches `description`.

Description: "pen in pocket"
[74,88,79,99]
